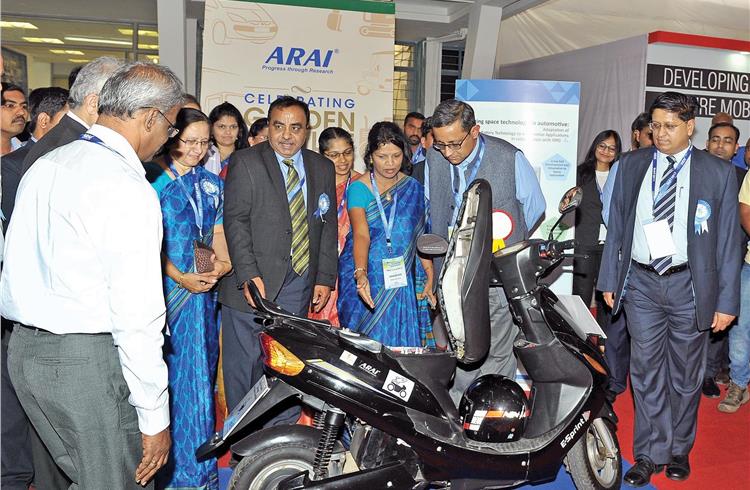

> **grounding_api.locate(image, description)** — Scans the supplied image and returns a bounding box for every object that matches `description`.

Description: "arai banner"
[200,0,395,164]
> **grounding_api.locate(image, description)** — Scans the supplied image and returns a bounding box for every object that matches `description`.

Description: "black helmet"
[459,375,530,442]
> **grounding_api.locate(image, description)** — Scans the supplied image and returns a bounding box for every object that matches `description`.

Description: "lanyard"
[450,135,486,223]
[370,172,398,253]
[78,133,127,161]
[651,146,692,205]
[169,158,204,237]
[337,175,351,219]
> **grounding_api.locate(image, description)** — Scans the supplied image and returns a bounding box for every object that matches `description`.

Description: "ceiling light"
[0,21,38,29]
[68,59,91,63]
[118,28,159,37]
[50,49,85,55]
[64,36,131,46]
[22,37,64,44]
[138,43,159,50]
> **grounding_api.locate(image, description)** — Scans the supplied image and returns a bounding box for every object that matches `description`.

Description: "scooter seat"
[388,350,459,421]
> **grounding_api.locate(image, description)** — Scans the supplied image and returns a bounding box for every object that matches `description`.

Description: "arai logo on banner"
[263,46,338,74]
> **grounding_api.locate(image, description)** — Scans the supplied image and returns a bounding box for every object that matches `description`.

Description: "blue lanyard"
[337,175,351,219]
[78,133,126,161]
[169,158,204,237]
[370,172,398,253]
[450,135,486,222]
[651,146,692,204]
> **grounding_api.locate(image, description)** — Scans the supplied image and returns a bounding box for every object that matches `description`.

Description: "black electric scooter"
[197,180,621,490]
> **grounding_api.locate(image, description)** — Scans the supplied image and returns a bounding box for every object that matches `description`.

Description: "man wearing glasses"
[0,62,184,489]
[599,91,741,486]
[426,99,545,404]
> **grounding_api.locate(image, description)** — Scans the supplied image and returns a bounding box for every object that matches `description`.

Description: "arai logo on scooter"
[560,411,590,448]
[357,362,381,377]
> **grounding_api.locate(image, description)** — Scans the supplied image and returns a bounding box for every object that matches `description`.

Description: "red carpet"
[613,382,750,489]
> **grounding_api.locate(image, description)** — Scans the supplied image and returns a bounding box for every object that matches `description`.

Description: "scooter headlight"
[260,332,305,376]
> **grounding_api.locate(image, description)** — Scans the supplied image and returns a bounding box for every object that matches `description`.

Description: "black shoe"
[624,458,664,487]
[715,368,730,385]
[666,454,690,481]
[702,377,720,398]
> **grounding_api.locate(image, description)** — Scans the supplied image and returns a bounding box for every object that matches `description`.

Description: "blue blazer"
[597,146,742,330]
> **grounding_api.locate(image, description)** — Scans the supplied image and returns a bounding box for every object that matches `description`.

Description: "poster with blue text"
[456,79,580,293]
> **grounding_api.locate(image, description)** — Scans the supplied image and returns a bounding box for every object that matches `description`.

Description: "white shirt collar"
[87,124,145,176]
[66,110,91,129]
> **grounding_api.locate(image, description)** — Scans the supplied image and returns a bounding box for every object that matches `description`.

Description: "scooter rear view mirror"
[417,233,449,256]
[558,186,583,215]
[548,186,583,240]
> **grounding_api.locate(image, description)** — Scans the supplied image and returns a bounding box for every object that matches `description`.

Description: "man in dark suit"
[599,92,741,486]
[220,96,337,417]
[21,56,122,174]
[1,86,70,490]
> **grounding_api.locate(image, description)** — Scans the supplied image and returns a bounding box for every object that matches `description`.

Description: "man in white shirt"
[0,62,183,489]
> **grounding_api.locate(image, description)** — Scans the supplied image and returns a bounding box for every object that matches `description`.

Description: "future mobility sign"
[201,0,395,167]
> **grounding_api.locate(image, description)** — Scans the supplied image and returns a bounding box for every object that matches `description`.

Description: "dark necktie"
[283,159,309,275]
[650,155,677,274]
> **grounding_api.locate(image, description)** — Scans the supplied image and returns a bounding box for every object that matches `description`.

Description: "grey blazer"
[218,142,338,312]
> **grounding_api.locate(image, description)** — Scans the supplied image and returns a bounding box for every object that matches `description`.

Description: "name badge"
[643,219,676,259]
[382,256,408,290]
[598,223,607,243]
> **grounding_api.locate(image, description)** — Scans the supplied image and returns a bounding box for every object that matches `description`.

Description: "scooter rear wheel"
[228,426,344,490]
[565,418,622,489]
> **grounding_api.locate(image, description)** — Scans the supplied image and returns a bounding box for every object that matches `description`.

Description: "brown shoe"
[718,382,750,413]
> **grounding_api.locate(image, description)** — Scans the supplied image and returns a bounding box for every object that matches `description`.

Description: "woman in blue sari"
[150,108,232,490]
[338,122,436,347]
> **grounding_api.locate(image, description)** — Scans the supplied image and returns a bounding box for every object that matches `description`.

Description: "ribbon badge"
[695,199,711,235]
[201,179,220,208]
[315,193,330,222]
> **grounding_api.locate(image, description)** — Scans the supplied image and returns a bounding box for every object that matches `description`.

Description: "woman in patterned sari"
[338,122,436,346]
[150,108,232,490]
[308,127,361,326]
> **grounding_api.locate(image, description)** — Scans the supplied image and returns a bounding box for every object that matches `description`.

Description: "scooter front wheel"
[565,418,622,489]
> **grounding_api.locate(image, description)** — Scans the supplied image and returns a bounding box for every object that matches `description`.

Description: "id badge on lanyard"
[169,160,204,237]
[371,172,407,289]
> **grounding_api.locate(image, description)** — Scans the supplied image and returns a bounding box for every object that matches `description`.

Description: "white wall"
[499,35,648,159]
[27,59,52,89]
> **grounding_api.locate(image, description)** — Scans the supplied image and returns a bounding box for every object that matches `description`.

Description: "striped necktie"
[650,155,677,274]
[283,158,309,275]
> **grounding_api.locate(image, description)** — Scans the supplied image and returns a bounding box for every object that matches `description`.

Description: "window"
[393,42,421,123]
[441,47,464,102]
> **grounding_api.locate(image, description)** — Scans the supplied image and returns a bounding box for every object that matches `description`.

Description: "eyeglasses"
[649,121,685,134]
[143,107,179,138]
[324,148,354,160]
[596,143,618,154]
[433,131,471,152]
[179,138,211,148]
[215,123,239,132]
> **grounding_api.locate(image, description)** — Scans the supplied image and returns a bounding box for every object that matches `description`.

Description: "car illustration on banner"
[206,0,278,45]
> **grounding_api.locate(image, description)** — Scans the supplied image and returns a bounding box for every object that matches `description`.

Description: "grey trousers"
[8,326,149,490]
[623,266,707,464]
[449,287,518,404]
